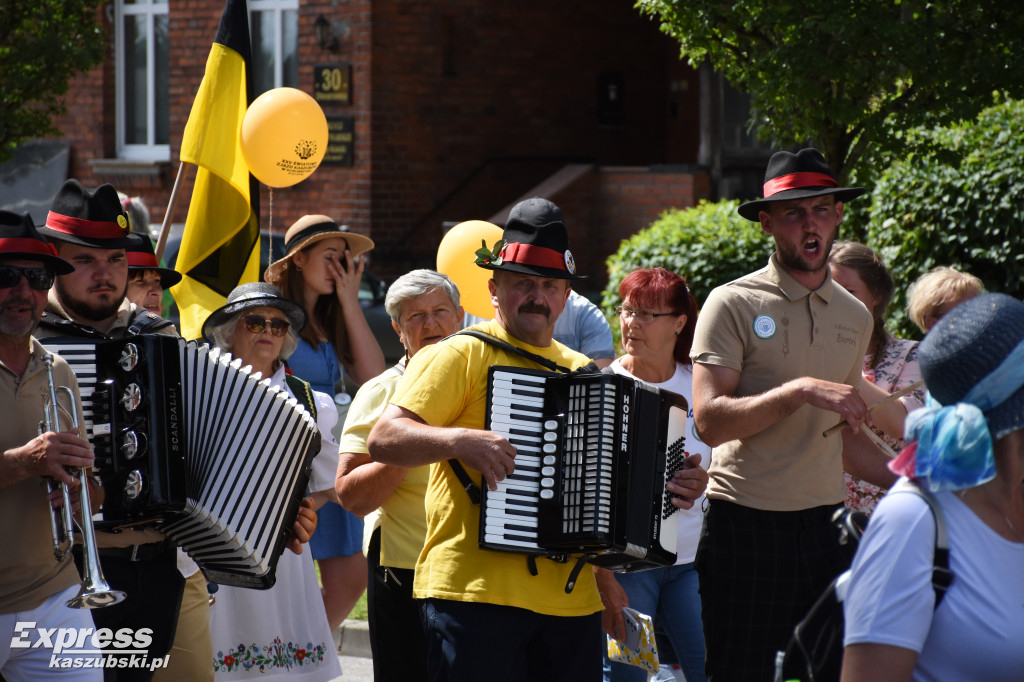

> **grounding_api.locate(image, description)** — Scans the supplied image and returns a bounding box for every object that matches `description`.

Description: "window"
[113,0,297,160]
[115,0,169,160]
[249,0,299,95]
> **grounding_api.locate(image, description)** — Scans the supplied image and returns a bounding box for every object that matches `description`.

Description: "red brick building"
[12,0,770,289]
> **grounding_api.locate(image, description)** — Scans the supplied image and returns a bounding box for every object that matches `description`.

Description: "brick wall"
[46,0,703,284]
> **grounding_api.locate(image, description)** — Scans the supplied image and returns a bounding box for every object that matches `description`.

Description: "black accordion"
[482,366,688,572]
[40,335,321,589]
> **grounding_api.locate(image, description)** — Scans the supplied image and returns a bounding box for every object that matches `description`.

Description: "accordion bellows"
[41,335,321,589]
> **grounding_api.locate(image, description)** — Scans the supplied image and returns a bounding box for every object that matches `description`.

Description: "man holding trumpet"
[0,210,99,680]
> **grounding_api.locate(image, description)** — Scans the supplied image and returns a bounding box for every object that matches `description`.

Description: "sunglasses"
[0,265,55,291]
[242,314,290,337]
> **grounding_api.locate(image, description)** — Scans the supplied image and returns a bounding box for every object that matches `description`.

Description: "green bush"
[866,97,1024,338]
[601,199,774,350]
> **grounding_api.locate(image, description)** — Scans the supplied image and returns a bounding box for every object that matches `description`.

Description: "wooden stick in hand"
[822,379,925,438]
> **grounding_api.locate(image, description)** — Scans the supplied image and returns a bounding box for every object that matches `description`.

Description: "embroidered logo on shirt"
[753,315,776,339]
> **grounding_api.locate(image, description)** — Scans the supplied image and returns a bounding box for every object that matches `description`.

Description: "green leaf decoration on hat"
[474,238,505,266]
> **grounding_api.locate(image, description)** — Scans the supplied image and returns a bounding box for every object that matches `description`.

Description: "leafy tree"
[866,97,1024,339]
[0,0,105,162]
[636,0,1024,181]
[602,199,773,349]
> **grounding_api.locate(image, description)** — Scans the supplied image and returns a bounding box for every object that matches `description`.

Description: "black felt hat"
[0,210,74,274]
[475,197,586,281]
[125,232,183,288]
[738,148,866,221]
[39,179,134,248]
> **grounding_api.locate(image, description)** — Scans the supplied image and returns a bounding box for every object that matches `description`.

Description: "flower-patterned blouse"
[844,336,926,514]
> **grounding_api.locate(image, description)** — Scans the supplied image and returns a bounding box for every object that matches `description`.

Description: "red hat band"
[498,242,568,272]
[127,251,160,269]
[46,211,129,239]
[0,237,60,258]
[763,171,838,198]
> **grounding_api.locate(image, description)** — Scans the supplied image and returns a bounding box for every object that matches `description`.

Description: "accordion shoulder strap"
[284,374,318,420]
[126,308,175,336]
[454,329,572,373]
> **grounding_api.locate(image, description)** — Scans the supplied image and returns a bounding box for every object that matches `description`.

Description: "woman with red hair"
[603,267,710,682]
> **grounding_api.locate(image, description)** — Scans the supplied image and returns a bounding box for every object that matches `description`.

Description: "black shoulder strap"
[454,329,573,373]
[284,373,318,420]
[38,311,108,339]
[127,309,174,336]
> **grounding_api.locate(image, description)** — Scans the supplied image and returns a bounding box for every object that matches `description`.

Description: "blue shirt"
[286,339,342,395]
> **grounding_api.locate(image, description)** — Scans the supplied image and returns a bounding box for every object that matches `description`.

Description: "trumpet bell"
[67,585,127,609]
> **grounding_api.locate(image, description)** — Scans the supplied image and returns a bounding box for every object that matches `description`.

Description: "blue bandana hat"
[895,336,1024,492]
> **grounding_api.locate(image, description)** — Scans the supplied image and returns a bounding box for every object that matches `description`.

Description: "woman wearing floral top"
[830,242,926,513]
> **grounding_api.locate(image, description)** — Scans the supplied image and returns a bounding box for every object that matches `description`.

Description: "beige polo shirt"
[0,339,86,612]
[691,254,872,511]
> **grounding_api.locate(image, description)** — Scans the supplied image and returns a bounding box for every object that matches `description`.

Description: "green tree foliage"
[602,199,773,348]
[0,0,105,162]
[866,97,1024,339]
[636,0,1024,182]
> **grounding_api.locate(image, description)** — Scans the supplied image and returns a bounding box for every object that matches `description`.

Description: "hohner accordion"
[40,335,321,589]
[482,366,688,572]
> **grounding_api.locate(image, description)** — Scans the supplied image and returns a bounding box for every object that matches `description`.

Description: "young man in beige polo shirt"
[690,148,875,680]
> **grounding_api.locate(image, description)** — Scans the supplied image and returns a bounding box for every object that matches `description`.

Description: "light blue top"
[286,338,342,395]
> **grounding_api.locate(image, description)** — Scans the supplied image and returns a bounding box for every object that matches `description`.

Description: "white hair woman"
[335,269,463,682]
[201,283,342,681]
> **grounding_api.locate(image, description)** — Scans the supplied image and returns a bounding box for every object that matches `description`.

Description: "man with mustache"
[0,210,100,679]
[369,197,709,682]
[690,148,874,680]
[35,180,188,682]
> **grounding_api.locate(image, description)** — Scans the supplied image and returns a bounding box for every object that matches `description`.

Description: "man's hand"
[450,428,518,491]
[286,497,318,555]
[802,378,870,433]
[594,567,629,641]
[668,453,709,510]
[14,429,93,485]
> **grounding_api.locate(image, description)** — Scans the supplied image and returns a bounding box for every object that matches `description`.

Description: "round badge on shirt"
[753,315,776,339]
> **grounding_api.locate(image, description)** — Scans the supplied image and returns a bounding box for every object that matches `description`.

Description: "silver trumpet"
[41,353,126,609]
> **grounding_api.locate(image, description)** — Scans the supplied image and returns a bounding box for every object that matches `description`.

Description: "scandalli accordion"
[482,366,688,573]
[40,334,321,589]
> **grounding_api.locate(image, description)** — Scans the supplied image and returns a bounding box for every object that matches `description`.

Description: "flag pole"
[155,161,189,262]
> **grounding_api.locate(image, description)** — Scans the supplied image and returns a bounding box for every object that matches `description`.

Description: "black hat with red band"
[476,197,587,281]
[39,179,134,248]
[737,148,866,221]
[125,232,183,288]
[0,210,74,274]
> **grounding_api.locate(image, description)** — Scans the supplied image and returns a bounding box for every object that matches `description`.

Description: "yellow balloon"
[437,220,504,319]
[240,88,328,188]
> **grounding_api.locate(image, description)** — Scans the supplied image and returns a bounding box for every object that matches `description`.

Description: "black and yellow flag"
[172,0,259,340]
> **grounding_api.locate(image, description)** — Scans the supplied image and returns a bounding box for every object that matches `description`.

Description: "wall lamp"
[314,15,340,53]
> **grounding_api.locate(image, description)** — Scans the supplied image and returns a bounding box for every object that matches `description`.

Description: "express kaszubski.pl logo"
[11,622,170,671]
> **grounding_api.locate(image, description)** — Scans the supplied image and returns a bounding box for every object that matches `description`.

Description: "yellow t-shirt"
[391,321,603,616]
[338,361,430,570]
[690,254,873,511]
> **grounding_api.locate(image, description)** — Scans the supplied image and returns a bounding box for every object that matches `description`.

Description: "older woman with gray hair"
[335,269,463,682]
[201,282,343,681]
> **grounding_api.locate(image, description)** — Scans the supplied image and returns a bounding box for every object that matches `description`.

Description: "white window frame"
[114,0,170,161]
[249,0,299,93]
